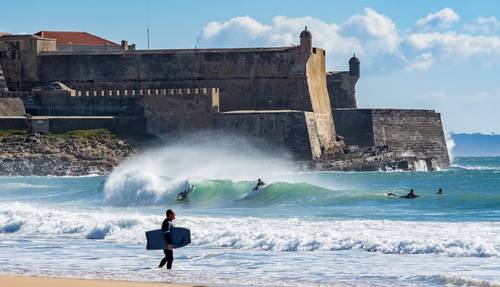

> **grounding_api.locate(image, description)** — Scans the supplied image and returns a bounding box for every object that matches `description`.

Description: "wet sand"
[0,276,194,287]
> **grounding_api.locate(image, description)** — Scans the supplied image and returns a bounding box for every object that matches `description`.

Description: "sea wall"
[214,110,329,160]
[333,109,374,146]
[333,109,450,169]
[371,109,450,168]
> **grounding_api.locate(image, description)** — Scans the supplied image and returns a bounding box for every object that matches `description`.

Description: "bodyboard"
[145,227,191,250]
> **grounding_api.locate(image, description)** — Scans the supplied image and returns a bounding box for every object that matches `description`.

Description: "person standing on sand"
[158,209,175,269]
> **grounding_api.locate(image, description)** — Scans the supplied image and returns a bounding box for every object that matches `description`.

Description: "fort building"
[0,28,450,169]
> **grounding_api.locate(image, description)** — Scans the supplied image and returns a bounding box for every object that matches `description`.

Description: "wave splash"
[103,134,298,206]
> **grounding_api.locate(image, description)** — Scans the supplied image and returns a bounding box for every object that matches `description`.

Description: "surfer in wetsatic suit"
[386,189,419,199]
[158,209,176,269]
[253,178,266,191]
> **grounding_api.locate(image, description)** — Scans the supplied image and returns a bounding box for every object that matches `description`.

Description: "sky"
[1,0,500,133]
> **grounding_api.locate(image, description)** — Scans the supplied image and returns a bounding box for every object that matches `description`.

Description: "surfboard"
[145,227,191,250]
[239,184,267,200]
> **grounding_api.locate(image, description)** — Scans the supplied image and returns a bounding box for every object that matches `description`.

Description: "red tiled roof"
[34,31,119,46]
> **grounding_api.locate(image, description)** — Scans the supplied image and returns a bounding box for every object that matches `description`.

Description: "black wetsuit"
[158,219,174,269]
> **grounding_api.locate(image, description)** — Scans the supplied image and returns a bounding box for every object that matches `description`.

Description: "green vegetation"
[0,129,27,138]
[50,129,117,139]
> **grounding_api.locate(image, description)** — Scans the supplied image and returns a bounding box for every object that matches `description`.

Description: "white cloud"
[339,8,402,58]
[407,32,500,58]
[414,8,460,30]
[196,8,500,71]
[464,16,500,34]
[406,53,434,70]
[198,16,272,47]
[196,9,402,69]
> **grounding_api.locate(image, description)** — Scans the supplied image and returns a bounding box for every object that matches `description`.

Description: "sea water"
[0,149,499,286]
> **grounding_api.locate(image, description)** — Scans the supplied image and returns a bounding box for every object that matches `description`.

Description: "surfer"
[253,178,265,191]
[177,185,194,201]
[436,188,444,195]
[386,189,419,199]
[158,209,176,269]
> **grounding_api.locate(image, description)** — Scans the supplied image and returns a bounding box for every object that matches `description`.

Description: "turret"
[349,54,360,77]
[299,26,312,55]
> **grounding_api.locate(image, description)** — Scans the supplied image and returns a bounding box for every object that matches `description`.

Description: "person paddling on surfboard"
[386,189,419,199]
[158,209,176,269]
[253,178,265,191]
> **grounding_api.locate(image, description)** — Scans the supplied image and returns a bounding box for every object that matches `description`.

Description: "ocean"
[0,151,499,286]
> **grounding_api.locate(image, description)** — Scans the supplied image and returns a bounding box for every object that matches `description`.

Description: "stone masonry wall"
[214,110,329,160]
[143,88,219,136]
[326,72,358,109]
[333,109,374,147]
[371,109,450,168]
[0,91,26,116]
[15,87,218,137]
[333,108,450,169]
[34,47,309,113]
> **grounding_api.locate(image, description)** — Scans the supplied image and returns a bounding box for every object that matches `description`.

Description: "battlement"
[71,87,219,98]
[0,91,31,98]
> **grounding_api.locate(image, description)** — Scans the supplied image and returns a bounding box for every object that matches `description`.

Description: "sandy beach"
[0,276,192,287]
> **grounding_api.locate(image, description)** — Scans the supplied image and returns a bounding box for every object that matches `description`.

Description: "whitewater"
[0,138,499,286]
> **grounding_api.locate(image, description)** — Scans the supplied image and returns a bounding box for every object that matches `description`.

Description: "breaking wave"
[1,202,498,257]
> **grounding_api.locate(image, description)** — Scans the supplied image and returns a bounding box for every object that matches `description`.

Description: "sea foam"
[1,202,498,257]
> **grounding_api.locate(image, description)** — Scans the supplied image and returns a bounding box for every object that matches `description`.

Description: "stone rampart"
[333,108,450,169]
[326,71,358,109]
[214,110,330,160]
[0,116,145,134]
[15,87,219,137]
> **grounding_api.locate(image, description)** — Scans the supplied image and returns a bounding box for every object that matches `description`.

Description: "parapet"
[70,87,219,99]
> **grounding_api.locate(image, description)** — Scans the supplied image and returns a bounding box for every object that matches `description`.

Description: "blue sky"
[2,0,500,133]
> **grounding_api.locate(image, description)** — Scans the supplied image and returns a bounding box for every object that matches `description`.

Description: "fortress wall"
[0,116,145,134]
[0,35,56,90]
[15,87,219,137]
[326,72,358,109]
[214,111,318,160]
[31,90,143,116]
[0,91,26,116]
[35,47,311,112]
[333,109,374,147]
[371,109,450,168]
[143,88,219,136]
[304,48,340,153]
[0,116,27,130]
[333,108,450,169]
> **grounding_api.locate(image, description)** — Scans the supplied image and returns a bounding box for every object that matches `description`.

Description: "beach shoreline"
[0,275,195,287]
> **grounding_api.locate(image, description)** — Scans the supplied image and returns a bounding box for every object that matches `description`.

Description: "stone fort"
[0,29,450,170]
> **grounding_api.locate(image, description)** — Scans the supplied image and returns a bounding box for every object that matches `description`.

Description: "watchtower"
[299,26,312,56]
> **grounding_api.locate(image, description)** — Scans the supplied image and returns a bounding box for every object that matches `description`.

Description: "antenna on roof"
[146,1,150,50]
